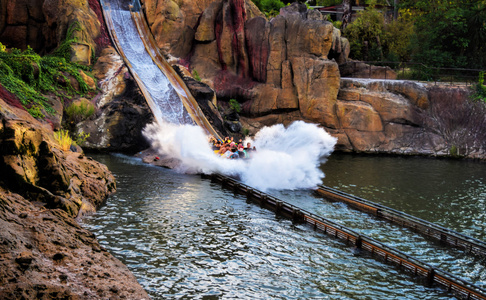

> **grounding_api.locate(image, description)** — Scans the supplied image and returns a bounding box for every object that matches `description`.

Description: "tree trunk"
[342,0,352,30]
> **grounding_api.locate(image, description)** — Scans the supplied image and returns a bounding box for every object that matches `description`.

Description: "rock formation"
[144,0,486,159]
[0,0,101,65]
[145,1,349,133]
[0,95,150,299]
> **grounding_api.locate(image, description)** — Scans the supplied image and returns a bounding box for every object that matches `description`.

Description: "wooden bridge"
[203,173,486,300]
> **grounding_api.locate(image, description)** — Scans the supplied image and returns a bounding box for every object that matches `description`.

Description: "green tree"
[383,12,414,61]
[402,0,486,68]
[344,5,386,61]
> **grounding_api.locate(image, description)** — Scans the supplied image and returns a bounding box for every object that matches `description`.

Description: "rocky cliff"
[144,0,485,159]
[0,0,152,298]
[0,96,150,299]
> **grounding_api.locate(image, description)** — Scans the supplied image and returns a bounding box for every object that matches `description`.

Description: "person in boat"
[223,145,239,159]
[237,144,247,159]
[212,140,221,153]
[245,142,256,152]
[244,142,256,158]
[230,147,239,159]
[219,143,230,156]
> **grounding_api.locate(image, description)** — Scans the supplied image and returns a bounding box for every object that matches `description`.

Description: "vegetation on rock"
[54,129,74,151]
[252,0,286,17]
[229,98,242,113]
[65,98,96,123]
[0,23,96,119]
[473,71,486,102]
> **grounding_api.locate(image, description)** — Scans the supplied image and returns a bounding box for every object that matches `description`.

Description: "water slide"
[99,0,221,139]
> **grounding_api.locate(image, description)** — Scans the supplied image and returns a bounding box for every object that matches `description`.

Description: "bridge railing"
[340,60,485,86]
[204,173,486,299]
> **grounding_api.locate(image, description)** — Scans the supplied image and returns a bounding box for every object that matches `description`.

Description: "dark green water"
[82,153,486,299]
[320,153,486,241]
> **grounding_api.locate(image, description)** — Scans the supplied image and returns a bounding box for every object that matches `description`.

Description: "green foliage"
[402,0,486,69]
[343,4,414,63]
[54,129,73,151]
[65,98,95,123]
[344,6,386,61]
[449,145,459,157]
[0,23,95,119]
[316,0,341,6]
[383,14,414,62]
[252,0,285,17]
[243,128,250,136]
[192,69,201,81]
[331,19,342,29]
[229,99,241,113]
[473,71,486,102]
[73,131,90,146]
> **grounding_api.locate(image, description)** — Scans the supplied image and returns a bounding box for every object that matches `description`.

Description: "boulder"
[188,1,343,130]
[336,100,383,132]
[172,64,229,137]
[0,0,102,56]
[291,56,340,127]
[0,97,116,218]
[43,0,101,54]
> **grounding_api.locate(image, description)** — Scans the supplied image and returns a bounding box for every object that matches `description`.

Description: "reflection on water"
[81,154,475,299]
[320,153,486,240]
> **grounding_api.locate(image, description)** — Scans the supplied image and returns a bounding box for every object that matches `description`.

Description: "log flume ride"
[99,1,485,298]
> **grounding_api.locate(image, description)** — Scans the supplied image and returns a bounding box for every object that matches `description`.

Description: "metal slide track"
[99,0,221,140]
[315,185,486,258]
[204,173,486,300]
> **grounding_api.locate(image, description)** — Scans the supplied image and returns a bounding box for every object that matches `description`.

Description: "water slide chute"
[99,0,221,140]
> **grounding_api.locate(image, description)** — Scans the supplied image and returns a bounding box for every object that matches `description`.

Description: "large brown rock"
[0,187,150,300]
[0,0,101,58]
[331,78,453,156]
[336,100,383,132]
[266,16,287,87]
[188,1,343,132]
[0,94,150,299]
[0,98,116,217]
[143,0,247,58]
[291,56,340,128]
[340,61,397,80]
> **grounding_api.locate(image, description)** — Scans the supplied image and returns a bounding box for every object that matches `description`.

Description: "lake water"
[82,153,486,299]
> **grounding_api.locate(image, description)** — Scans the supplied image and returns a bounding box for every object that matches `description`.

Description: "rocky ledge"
[0,98,149,299]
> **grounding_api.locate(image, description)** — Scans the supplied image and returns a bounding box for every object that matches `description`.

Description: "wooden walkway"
[203,173,486,300]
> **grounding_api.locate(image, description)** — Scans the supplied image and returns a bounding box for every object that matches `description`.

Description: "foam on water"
[143,121,337,191]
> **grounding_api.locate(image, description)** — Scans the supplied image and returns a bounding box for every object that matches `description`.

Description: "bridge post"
[292,209,304,224]
[275,201,283,217]
[426,268,435,287]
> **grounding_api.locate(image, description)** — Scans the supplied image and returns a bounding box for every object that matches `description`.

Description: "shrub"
[473,71,486,102]
[229,99,241,113]
[253,0,285,17]
[74,131,90,146]
[54,129,73,151]
[192,69,201,81]
[65,99,95,123]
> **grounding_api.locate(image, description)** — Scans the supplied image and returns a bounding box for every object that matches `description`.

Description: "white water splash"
[143,120,337,191]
